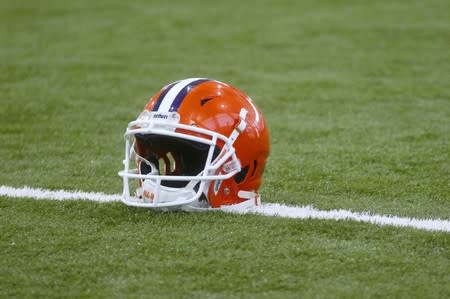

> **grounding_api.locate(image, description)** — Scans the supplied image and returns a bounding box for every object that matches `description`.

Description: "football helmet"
[118,78,270,210]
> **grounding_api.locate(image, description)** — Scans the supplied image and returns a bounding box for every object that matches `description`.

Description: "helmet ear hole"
[233,165,249,184]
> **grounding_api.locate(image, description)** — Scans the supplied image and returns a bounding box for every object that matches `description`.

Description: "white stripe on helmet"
[157,78,205,112]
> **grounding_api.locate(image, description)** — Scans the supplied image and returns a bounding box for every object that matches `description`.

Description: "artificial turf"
[1,0,449,297]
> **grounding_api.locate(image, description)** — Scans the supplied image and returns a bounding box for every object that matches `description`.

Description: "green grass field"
[1,0,449,297]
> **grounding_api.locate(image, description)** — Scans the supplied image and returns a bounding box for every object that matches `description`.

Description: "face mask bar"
[118,109,248,209]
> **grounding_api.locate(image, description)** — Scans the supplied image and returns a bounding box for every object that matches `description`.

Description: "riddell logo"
[143,190,155,202]
[153,113,169,119]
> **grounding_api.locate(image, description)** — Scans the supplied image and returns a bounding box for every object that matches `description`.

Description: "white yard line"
[1,185,449,233]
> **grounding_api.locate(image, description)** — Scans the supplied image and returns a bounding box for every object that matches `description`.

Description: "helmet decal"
[200,96,217,106]
[152,81,178,111]
[168,78,209,112]
[153,78,209,112]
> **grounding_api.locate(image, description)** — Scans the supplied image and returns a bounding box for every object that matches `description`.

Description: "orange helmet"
[118,78,270,210]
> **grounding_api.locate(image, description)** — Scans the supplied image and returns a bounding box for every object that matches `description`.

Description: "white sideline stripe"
[223,204,450,233]
[0,185,121,202]
[1,185,449,233]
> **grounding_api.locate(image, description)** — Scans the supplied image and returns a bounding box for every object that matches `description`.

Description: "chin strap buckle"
[223,159,241,174]
[237,190,261,206]
[219,190,261,211]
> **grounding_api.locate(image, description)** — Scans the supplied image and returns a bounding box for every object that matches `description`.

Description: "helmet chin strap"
[135,160,159,199]
[229,108,248,144]
[133,143,160,199]
[220,108,247,175]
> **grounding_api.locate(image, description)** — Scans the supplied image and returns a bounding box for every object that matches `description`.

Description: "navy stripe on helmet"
[168,79,209,112]
[152,81,178,111]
